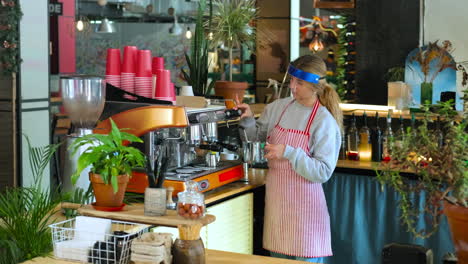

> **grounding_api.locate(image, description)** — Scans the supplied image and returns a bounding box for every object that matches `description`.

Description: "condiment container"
[177,181,205,220]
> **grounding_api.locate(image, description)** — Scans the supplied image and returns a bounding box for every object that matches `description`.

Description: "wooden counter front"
[23,249,312,264]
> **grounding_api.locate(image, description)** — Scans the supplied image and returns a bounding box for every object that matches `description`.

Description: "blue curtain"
[322,172,454,264]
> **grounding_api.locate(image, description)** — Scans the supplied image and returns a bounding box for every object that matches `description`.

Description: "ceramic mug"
[180,86,194,96]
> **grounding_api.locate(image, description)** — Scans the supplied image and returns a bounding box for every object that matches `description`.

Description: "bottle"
[371,111,383,162]
[358,111,372,162]
[339,133,347,160]
[434,115,444,148]
[382,111,393,161]
[410,113,417,138]
[347,113,360,161]
[394,115,405,148]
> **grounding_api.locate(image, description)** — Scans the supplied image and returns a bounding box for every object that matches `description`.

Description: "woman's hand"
[264,143,286,160]
[234,95,253,119]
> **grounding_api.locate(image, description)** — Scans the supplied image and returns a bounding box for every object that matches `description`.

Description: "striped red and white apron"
[263,99,332,258]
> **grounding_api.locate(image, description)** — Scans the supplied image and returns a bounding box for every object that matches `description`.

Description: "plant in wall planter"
[210,0,258,101]
[376,96,468,261]
[69,119,146,210]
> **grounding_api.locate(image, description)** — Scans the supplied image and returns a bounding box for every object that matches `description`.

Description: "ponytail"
[318,83,343,130]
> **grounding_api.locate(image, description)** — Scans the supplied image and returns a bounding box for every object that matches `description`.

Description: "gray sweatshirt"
[239,97,341,183]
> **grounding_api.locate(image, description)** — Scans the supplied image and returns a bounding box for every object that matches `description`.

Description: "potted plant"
[181,0,215,97]
[0,136,61,263]
[69,118,146,208]
[209,0,258,100]
[375,94,468,261]
[385,66,409,110]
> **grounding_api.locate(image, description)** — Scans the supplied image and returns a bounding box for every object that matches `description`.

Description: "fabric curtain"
[322,172,454,264]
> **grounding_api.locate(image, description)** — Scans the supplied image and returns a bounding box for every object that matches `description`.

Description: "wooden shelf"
[77,204,215,227]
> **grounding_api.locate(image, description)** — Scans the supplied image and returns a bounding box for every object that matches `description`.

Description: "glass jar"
[177,181,205,220]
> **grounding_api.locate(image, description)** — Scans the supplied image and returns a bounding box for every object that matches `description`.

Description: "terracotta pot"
[444,200,468,263]
[89,173,129,208]
[214,81,248,101]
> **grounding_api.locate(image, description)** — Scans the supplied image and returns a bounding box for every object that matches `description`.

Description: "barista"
[235,54,342,263]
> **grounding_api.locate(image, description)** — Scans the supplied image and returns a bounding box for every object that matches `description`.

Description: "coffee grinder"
[60,75,106,192]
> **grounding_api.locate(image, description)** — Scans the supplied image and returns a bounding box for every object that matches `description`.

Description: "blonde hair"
[291,55,343,129]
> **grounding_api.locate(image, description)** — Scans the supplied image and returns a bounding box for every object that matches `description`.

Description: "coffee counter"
[22,249,312,264]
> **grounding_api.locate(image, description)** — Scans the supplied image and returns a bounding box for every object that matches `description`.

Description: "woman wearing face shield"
[235,54,343,263]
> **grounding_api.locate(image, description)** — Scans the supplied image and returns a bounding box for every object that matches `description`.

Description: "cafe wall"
[424,0,468,98]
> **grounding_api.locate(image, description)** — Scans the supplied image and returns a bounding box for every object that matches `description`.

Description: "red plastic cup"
[136,50,152,77]
[155,69,171,98]
[106,48,121,75]
[122,46,138,73]
[169,82,176,101]
[152,57,164,74]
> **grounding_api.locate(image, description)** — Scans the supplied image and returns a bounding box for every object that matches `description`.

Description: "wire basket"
[49,217,149,264]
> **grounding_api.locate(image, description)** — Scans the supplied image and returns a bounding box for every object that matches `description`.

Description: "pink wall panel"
[58,16,76,73]
[59,0,75,17]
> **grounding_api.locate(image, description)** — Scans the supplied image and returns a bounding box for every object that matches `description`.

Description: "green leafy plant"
[376,98,468,238]
[69,118,146,193]
[210,0,258,81]
[0,136,62,264]
[385,66,405,82]
[181,0,215,96]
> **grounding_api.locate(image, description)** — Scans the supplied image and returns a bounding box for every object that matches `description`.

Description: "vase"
[443,200,468,263]
[90,173,129,208]
[214,81,248,101]
[420,82,433,105]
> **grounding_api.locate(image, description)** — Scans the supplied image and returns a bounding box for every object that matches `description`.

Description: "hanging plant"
[0,0,22,76]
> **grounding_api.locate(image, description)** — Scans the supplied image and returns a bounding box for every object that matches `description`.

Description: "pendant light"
[309,34,324,52]
[185,27,192,39]
[96,0,116,33]
[97,18,116,33]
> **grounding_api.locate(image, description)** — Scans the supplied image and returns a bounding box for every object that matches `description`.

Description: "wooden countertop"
[204,168,267,205]
[23,249,312,264]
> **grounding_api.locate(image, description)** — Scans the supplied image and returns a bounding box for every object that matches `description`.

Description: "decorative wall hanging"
[405,41,459,110]
[0,0,22,75]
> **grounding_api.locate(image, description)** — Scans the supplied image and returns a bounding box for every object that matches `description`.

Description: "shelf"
[77,204,215,227]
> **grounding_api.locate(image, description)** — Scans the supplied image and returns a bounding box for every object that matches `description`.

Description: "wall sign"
[49,3,63,16]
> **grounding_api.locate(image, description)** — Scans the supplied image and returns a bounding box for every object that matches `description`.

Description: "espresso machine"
[61,75,106,192]
[95,101,244,196]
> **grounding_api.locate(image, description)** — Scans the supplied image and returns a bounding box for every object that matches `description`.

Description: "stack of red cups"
[105,48,121,88]
[154,69,175,103]
[121,46,138,99]
[134,50,153,98]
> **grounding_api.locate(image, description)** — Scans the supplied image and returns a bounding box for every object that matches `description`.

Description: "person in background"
[235,54,343,263]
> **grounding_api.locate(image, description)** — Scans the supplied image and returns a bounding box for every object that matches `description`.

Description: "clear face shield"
[278,64,324,97]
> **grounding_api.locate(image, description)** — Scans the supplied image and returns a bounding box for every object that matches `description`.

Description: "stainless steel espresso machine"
[95,101,244,196]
